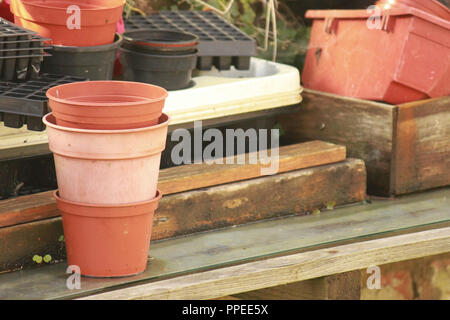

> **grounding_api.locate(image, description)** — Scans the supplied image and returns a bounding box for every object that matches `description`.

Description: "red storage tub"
[302,8,450,104]
[377,0,450,21]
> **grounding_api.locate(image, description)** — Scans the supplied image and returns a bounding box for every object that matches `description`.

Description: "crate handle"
[381,14,395,32]
[324,17,337,34]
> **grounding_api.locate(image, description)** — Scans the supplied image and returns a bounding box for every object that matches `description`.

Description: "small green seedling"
[326,201,336,210]
[43,255,52,263]
[32,255,43,264]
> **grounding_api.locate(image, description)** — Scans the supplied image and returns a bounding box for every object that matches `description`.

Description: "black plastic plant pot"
[119,47,197,91]
[122,29,198,55]
[41,34,123,80]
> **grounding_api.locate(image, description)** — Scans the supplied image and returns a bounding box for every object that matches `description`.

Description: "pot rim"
[119,46,198,58]
[123,29,199,48]
[17,0,126,12]
[46,80,168,107]
[54,189,162,209]
[50,33,123,52]
[43,112,170,134]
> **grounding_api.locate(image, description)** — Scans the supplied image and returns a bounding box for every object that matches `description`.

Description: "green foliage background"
[125,0,310,70]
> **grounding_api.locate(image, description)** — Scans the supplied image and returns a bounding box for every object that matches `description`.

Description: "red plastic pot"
[55,190,162,277]
[46,81,168,130]
[10,0,125,46]
[302,8,450,104]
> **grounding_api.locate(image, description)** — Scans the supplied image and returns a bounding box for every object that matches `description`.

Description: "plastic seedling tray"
[0,18,50,82]
[124,10,257,70]
[0,18,37,38]
[0,73,88,131]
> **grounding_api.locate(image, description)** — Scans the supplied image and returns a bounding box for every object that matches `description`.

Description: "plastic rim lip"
[305,8,450,27]
[134,40,198,48]
[123,29,199,48]
[49,33,123,51]
[119,46,199,58]
[43,112,170,134]
[54,189,162,209]
[18,0,126,12]
[46,80,168,107]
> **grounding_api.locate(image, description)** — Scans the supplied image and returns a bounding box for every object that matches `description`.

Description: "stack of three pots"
[44,81,169,277]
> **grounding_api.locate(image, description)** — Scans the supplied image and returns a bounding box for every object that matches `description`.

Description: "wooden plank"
[0,192,59,229]
[153,159,365,240]
[278,89,395,196]
[393,97,450,195]
[0,217,65,273]
[0,141,346,228]
[159,140,346,195]
[0,188,447,299]
[78,227,450,300]
[0,159,366,273]
[233,270,361,300]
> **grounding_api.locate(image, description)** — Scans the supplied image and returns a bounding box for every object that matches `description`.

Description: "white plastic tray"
[165,57,303,125]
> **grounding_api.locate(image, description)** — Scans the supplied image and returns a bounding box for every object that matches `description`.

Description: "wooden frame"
[279,89,450,196]
[79,227,450,300]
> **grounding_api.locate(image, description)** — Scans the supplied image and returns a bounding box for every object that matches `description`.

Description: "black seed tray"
[0,73,88,131]
[125,10,257,70]
[0,18,51,82]
[0,18,37,38]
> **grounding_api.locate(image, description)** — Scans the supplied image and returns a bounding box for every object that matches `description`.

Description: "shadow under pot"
[122,29,199,55]
[119,46,197,90]
[41,34,123,80]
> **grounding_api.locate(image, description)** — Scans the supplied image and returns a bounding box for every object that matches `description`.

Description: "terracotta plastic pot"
[10,0,125,46]
[43,113,169,204]
[46,81,168,130]
[55,190,162,277]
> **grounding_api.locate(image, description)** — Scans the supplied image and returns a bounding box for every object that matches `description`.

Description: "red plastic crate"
[377,0,450,21]
[302,8,450,104]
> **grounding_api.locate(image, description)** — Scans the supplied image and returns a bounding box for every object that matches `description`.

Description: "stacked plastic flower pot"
[10,0,125,80]
[43,81,169,277]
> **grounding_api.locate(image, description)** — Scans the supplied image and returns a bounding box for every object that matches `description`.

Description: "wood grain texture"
[0,141,346,228]
[79,227,450,300]
[278,89,395,196]
[393,97,450,195]
[159,140,346,195]
[0,159,365,272]
[153,159,366,240]
[0,217,65,273]
[233,270,361,300]
[279,89,450,196]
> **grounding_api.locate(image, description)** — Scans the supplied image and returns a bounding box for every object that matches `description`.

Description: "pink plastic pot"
[43,113,169,205]
[46,81,168,130]
[55,190,162,277]
[10,0,125,46]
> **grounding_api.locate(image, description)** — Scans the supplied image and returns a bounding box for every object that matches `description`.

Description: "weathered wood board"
[0,141,346,228]
[79,228,450,300]
[279,89,450,196]
[393,98,450,195]
[233,270,361,300]
[0,158,366,272]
